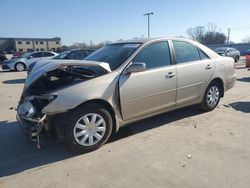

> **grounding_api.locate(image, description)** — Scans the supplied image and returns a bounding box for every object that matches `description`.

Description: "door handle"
[205,64,212,69]
[166,72,176,78]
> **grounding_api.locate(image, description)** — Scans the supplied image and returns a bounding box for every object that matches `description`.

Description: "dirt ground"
[0,65,249,188]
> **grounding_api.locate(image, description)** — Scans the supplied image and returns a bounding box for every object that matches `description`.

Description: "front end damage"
[16,60,111,146]
[17,95,56,142]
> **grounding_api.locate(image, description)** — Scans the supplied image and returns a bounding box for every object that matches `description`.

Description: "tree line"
[186,23,227,45]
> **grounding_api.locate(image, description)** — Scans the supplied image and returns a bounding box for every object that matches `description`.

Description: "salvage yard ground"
[0,65,250,188]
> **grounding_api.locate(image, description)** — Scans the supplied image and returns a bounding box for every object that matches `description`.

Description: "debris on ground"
[187,154,192,159]
[223,104,231,108]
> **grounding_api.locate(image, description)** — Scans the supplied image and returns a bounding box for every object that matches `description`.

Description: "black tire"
[15,62,26,71]
[64,103,113,153]
[200,81,221,112]
[234,56,239,63]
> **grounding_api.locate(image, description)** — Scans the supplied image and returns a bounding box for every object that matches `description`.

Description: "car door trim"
[177,82,205,90]
[127,88,177,102]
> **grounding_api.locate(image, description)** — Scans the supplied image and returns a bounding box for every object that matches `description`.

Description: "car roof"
[32,51,55,54]
[69,49,95,52]
[112,37,194,44]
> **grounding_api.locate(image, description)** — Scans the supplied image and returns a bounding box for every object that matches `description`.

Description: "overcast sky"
[0,0,250,45]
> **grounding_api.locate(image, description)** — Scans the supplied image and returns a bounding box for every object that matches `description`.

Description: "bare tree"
[186,23,227,45]
[175,35,186,39]
[202,32,227,45]
[186,26,205,42]
[206,22,217,32]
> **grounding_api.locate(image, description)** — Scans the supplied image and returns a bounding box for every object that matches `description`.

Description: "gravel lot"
[0,66,249,188]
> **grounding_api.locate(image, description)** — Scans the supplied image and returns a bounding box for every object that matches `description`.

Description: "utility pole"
[143,12,154,38]
[227,28,231,44]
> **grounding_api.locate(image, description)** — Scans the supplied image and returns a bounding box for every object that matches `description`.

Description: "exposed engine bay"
[17,64,109,147]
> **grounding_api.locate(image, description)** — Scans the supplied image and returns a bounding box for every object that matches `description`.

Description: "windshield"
[84,43,141,70]
[53,50,71,59]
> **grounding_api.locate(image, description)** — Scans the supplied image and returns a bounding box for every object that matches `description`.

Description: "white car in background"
[214,47,240,62]
[0,51,58,71]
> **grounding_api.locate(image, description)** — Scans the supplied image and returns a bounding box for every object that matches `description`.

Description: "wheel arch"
[15,61,26,70]
[74,99,119,134]
[209,77,224,97]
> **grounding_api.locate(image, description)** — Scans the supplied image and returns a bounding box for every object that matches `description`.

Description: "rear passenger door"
[171,40,215,105]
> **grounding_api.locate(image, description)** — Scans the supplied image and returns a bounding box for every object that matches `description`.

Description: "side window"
[31,52,43,58]
[133,42,171,69]
[75,51,87,59]
[173,41,200,63]
[43,52,55,57]
[65,51,77,59]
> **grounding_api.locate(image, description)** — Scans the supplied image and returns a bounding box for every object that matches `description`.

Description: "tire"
[200,81,221,111]
[15,62,26,71]
[234,56,239,63]
[64,103,113,153]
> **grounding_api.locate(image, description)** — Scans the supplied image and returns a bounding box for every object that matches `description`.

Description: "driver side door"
[119,41,177,121]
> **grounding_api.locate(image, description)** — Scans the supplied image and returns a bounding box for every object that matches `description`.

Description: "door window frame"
[128,40,175,72]
[170,40,210,65]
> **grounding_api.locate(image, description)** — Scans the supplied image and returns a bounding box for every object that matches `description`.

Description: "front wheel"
[64,103,113,153]
[200,81,221,111]
[15,62,26,71]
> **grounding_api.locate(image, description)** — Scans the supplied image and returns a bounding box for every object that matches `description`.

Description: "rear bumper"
[225,74,236,92]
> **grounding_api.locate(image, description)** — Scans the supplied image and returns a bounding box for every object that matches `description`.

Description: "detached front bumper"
[16,113,39,141]
[16,98,48,141]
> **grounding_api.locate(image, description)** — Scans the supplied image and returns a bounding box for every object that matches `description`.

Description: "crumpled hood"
[25,59,111,88]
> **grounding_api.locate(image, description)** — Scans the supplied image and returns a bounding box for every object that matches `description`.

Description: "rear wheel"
[200,81,221,111]
[15,62,26,71]
[64,103,113,153]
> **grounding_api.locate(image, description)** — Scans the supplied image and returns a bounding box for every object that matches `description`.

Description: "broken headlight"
[18,95,57,119]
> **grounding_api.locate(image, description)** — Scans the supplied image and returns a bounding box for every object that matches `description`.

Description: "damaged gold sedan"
[17,38,236,152]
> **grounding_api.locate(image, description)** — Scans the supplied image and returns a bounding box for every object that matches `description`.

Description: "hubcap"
[206,86,220,107]
[16,63,24,71]
[73,113,106,146]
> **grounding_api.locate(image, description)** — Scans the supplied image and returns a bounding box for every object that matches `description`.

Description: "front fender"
[42,71,120,114]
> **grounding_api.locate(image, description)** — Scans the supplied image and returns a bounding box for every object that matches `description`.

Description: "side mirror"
[27,56,33,59]
[126,62,146,74]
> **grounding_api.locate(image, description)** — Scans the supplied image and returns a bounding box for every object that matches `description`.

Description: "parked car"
[0,53,7,63]
[53,49,94,60]
[0,51,58,71]
[27,49,94,74]
[17,38,236,152]
[214,47,240,62]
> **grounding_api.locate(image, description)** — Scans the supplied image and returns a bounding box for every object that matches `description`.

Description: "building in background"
[0,37,61,53]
